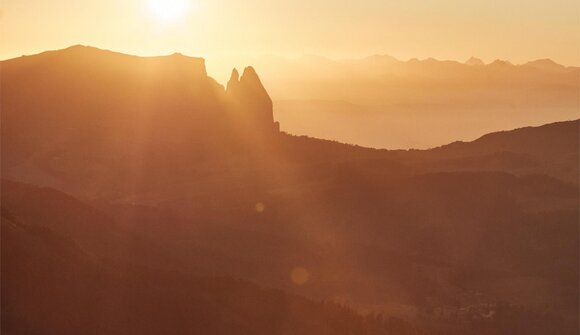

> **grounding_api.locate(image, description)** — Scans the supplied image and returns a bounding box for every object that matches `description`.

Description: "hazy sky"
[2,0,579,75]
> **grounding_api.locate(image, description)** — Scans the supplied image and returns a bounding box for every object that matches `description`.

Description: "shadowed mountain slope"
[3,174,576,334]
[399,120,580,183]
[2,207,421,335]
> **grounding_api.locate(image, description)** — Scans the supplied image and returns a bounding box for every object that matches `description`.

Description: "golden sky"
[2,0,579,76]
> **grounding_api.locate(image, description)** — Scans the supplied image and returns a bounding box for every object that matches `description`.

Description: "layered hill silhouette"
[2,45,277,144]
[249,54,580,148]
[1,46,578,334]
[2,204,418,335]
[3,178,575,334]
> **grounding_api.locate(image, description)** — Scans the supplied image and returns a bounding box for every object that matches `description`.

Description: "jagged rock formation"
[225,66,280,133]
[1,46,279,146]
[1,46,282,195]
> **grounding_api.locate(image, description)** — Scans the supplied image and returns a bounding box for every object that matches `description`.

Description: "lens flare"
[290,267,310,285]
[255,202,265,213]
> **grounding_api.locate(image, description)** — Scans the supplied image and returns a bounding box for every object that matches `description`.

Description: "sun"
[147,0,192,22]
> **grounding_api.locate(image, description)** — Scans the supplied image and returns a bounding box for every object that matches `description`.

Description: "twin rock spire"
[225,67,279,133]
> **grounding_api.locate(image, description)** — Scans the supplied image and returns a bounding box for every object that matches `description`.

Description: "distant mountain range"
[1,46,578,335]
[240,53,579,148]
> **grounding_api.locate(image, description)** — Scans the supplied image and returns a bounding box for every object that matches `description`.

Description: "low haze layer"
[247,55,579,148]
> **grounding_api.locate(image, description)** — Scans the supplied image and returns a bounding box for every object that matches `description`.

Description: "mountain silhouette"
[3,176,576,334]
[524,58,567,72]
[411,120,580,183]
[226,66,280,134]
[2,204,421,335]
[465,57,485,66]
[2,45,277,145]
[1,46,578,335]
[249,53,579,148]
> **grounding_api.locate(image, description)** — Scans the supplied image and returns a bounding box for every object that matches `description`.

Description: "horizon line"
[2,44,578,68]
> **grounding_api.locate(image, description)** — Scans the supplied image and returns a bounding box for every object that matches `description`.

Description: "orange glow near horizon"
[1,0,579,71]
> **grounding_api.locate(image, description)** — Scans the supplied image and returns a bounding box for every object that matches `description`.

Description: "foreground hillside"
[2,207,419,335]
[3,180,575,334]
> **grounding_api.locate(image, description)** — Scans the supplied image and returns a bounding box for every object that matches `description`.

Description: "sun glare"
[147,0,192,22]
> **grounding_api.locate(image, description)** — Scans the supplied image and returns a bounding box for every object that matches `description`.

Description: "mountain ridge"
[1,45,578,334]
